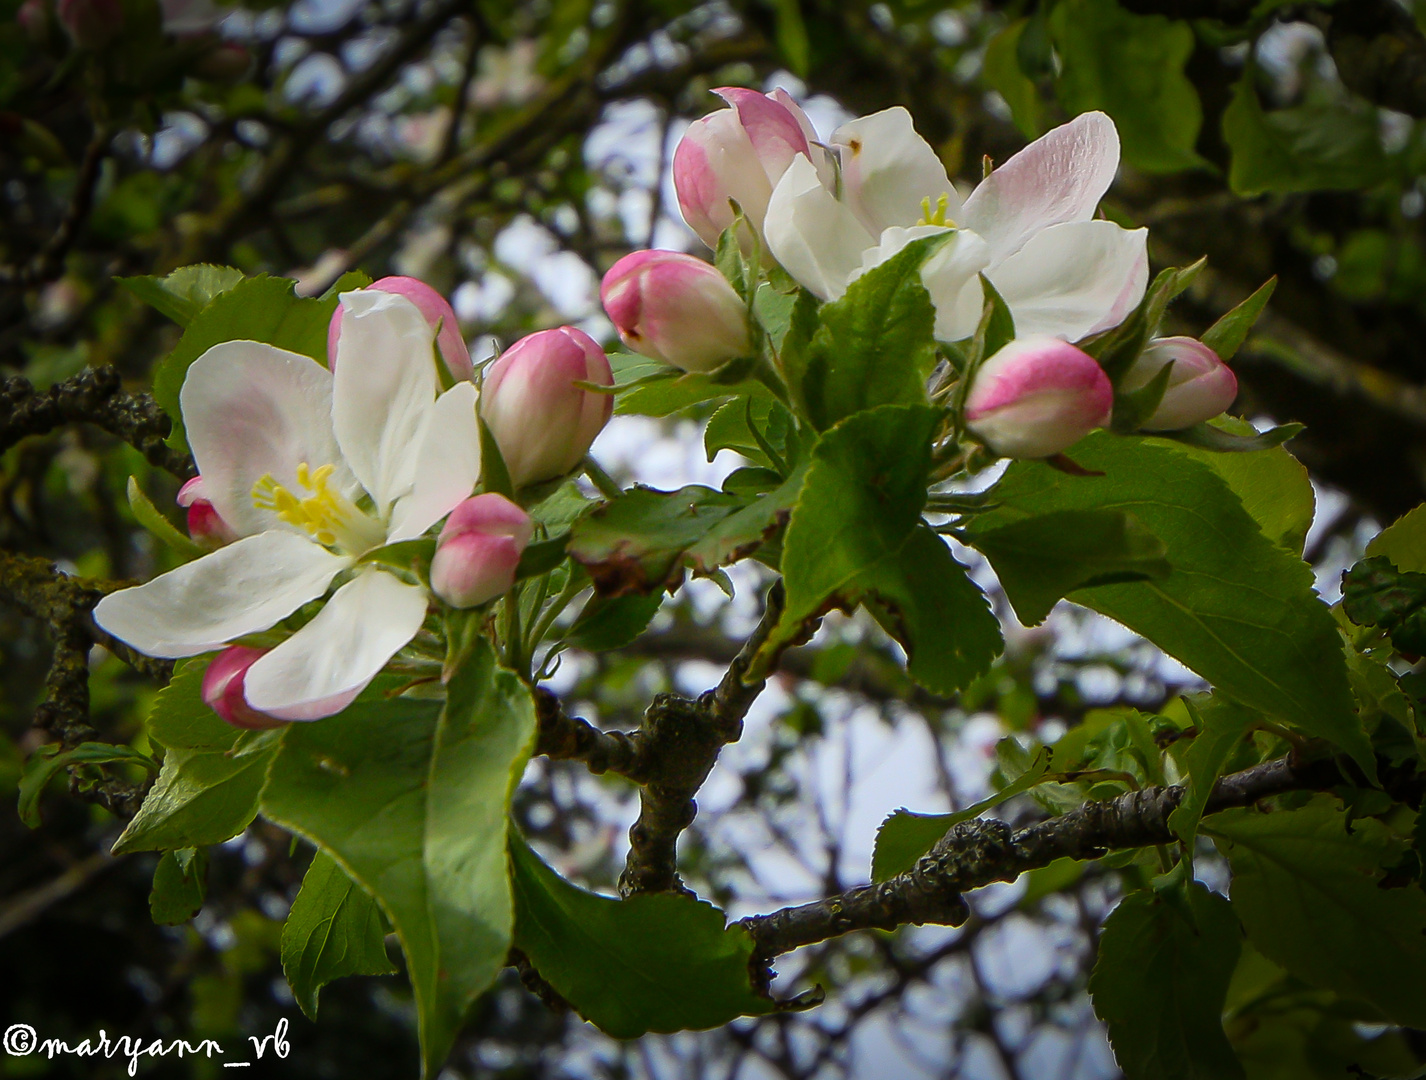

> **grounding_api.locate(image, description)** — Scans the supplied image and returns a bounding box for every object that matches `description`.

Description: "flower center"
[252,463,385,554]
[916,194,956,229]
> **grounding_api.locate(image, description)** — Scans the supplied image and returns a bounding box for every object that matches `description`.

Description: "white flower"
[94,290,481,720]
[764,109,1149,343]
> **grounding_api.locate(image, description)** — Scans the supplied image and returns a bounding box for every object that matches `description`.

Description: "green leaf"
[1166,695,1255,847]
[966,509,1170,626]
[1049,0,1207,173]
[259,640,536,1078]
[1366,504,1426,573]
[567,484,744,595]
[771,0,809,77]
[1158,420,1304,454]
[976,433,1373,777]
[1223,72,1388,196]
[19,742,158,828]
[704,396,797,470]
[1020,857,1084,907]
[281,850,397,1020]
[1089,881,1245,1080]
[154,276,338,454]
[478,414,515,499]
[514,535,568,581]
[126,476,205,561]
[145,657,241,752]
[117,264,245,327]
[786,234,947,431]
[564,591,663,652]
[1202,278,1276,362]
[1086,262,1204,384]
[113,741,275,854]
[1342,555,1426,655]
[611,354,768,417]
[969,274,1016,366]
[755,405,1001,695]
[870,747,1050,882]
[1206,798,1426,1028]
[685,459,809,574]
[509,831,773,1037]
[150,847,209,925]
[983,19,1045,139]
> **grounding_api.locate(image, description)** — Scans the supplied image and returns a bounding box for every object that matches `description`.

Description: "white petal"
[386,381,481,542]
[92,531,348,658]
[181,341,349,537]
[764,154,875,301]
[333,289,441,516]
[243,569,429,713]
[832,107,962,237]
[961,111,1121,267]
[990,220,1149,341]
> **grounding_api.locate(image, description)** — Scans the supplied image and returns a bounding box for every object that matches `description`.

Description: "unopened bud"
[202,646,285,730]
[177,476,238,548]
[600,250,752,373]
[480,326,614,488]
[965,337,1113,459]
[1122,336,1238,432]
[430,494,534,608]
[328,276,472,383]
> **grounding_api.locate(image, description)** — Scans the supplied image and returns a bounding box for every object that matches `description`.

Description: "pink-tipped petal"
[965,337,1113,459]
[202,646,286,730]
[713,87,811,184]
[1125,336,1239,431]
[600,249,751,373]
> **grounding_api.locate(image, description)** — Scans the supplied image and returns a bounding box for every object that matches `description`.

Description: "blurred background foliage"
[5,0,1426,1076]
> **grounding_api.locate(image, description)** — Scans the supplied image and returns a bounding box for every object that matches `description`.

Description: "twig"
[0,124,111,288]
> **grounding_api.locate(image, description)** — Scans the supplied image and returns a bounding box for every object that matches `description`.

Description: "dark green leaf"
[1223,72,1387,196]
[567,484,744,595]
[113,742,275,853]
[755,405,1002,695]
[976,433,1372,776]
[260,640,536,1078]
[1086,263,1203,384]
[117,264,245,326]
[983,19,1045,139]
[787,234,947,431]
[1342,555,1426,655]
[1166,695,1255,846]
[509,830,772,1037]
[612,354,768,417]
[1202,278,1276,362]
[871,747,1050,882]
[154,275,337,454]
[685,459,809,574]
[1158,420,1303,454]
[966,509,1170,626]
[1049,0,1207,173]
[479,414,515,498]
[281,850,396,1020]
[565,591,664,651]
[515,535,568,580]
[969,274,1016,366]
[1089,881,1245,1080]
[150,847,209,925]
[1206,798,1426,1028]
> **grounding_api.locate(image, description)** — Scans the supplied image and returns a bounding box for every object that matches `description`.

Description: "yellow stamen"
[252,463,380,552]
[916,193,956,229]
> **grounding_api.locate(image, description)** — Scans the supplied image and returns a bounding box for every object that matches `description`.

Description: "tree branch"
[738,752,1344,968]
[1,367,195,480]
[0,123,111,289]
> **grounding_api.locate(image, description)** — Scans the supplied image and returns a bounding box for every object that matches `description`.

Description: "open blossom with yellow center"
[94,289,481,720]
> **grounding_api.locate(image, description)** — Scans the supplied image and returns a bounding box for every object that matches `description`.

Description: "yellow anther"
[916,193,956,229]
[252,463,379,552]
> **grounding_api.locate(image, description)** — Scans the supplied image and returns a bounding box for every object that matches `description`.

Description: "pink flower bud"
[57,0,121,47]
[673,87,821,252]
[18,0,50,40]
[965,337,1113,459]
[430,494,534,608]
[600,250,752,374]
[480,327,614,488]
[177,476,238,548]
[202,647,285,730]
[1122,336,1238,432]
[328,276,473,383]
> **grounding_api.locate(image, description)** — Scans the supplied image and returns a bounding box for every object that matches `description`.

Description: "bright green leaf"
[509,830,773,1037]
[19,741,158,829]
[126,476,205,561]
[1166,695,1255,847]
[281,850,396,1020]
[117,264,245,327]
[1367,504,1426,573]
[150,847,209,925]
[1202,278,1276,362]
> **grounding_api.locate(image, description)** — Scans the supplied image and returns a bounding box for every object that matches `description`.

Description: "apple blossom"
[93,288,482,720]
[176,476,238,548]
[430,494,534,608]
[328,275,472,383]
[201,646,284,730]
[1121,336,1238,431]
[763,110,1149,344]
[600,250,752,373]
[673,87,833,253]
[480,326,613,489]
[964,337,1113,459]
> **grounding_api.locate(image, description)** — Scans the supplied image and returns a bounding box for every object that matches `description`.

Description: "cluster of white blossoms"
[97,280,614,727]
[604,89,1237,459]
